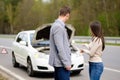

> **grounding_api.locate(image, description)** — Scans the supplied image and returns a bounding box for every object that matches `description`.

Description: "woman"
[80,21,105,80]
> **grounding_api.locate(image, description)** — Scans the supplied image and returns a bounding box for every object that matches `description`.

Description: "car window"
[16,33,28,43]
[22,33,28,43]
[16,33,24,42]
[30,33,34,43]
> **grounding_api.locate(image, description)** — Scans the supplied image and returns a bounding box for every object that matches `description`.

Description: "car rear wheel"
[27,58,35,76]
[12,52,19,67]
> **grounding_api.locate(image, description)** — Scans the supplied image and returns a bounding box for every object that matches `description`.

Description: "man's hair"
[59,6,71,16]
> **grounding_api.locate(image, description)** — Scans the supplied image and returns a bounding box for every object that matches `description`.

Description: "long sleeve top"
[49,19,71,67]
[83,37,103,62]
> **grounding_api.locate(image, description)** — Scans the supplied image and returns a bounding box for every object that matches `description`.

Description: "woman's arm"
[82,38,102,56]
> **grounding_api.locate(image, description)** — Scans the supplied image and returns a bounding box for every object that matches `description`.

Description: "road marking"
[104,67,120,73]
[0,65,26,80]
[0,46,12,50]
[85,63,120,73]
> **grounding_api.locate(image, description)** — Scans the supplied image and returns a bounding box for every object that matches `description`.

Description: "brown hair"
[90,21,105,51]
[59,6,71,16]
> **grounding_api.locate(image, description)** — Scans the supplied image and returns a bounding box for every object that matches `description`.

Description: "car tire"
[27,58,35,77]
[12,52,19,67]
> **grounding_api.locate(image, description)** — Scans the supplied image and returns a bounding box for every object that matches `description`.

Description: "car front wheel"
[12,52,19,67]
[27,58,35,76]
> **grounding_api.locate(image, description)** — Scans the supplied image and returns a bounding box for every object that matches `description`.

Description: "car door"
[14,33,29,66]
[20,33,29,66]
[16,33,29,66]
[13,33,24,63]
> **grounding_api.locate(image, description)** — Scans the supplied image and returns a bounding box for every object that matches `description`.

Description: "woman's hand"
[80,49,84,53]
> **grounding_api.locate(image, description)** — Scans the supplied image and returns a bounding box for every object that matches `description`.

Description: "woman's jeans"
[89,62,104,80]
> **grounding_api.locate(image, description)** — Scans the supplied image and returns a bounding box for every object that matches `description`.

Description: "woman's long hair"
[90,21,105,51]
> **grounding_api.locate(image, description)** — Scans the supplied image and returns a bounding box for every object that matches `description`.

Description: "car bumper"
[32,53,84,73]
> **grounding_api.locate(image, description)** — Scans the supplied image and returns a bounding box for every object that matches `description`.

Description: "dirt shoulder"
[0,69,16,80]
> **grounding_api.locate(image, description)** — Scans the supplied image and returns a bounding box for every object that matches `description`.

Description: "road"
[0,38,120,80]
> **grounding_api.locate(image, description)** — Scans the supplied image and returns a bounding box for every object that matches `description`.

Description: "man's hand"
[65,66,71,70]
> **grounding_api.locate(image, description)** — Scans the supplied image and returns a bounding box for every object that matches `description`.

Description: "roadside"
[0,45,26,80]
[0,73,8,80]
[0,34,120,46]
[0,67,13,80]
[0,65,26,80]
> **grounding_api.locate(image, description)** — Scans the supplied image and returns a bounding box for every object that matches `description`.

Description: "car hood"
[32,23,75,43]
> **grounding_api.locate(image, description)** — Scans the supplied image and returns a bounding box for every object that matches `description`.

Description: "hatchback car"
[12,24,84,76]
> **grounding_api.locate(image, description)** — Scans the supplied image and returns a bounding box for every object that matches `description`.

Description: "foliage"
[0,0,120,36]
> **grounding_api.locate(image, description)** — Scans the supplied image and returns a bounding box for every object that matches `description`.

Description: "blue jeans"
[54,67,70,80]
[89,62,104,80]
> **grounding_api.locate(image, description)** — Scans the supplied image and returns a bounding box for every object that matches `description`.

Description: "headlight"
[34,53,40,58]
[72,40,75,44]
[34,53,45,58]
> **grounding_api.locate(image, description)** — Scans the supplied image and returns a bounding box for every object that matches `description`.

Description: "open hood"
[32,23,75,43]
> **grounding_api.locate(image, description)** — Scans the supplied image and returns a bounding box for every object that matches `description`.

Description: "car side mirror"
[19,41,27,46]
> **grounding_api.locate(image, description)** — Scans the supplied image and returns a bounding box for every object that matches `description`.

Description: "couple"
[49,6,105,80]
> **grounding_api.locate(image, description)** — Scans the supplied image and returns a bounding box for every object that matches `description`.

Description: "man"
[49,6,71,80]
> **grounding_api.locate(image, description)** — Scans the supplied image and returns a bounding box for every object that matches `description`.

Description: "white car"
[12,24,84,76]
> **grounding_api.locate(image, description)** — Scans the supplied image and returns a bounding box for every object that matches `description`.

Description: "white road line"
[0,46,12,50]
[104,67,120,73]
[0,65,26,80]
[85,63,120,73]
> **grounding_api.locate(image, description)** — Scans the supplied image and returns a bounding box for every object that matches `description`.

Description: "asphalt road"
[0,38,120,80]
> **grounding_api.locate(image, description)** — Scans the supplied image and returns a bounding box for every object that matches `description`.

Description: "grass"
[75,41,120,46]
[0,74,8,80]
[0,35,120,46]
[0,35,15,39]
[106,43,120,46]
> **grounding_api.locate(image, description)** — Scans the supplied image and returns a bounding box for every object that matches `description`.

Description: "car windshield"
[32,40,50,48]
[30,33,50,48]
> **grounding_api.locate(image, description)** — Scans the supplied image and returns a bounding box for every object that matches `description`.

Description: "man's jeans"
[54,67,70,80]
[89,62,104,80]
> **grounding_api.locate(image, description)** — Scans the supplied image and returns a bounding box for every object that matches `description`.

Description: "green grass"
[0,74,8,80]
[75,41,120,46]
[106,43,120,46]
[0,35,120,46]
[0,35,15,39]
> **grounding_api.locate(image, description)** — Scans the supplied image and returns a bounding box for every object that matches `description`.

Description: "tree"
[0,0,21,33]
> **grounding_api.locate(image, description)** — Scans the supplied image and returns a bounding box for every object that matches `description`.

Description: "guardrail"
[73,36,120,44]
[0,34,120,44]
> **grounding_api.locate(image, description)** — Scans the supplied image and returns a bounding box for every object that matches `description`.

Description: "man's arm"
[53,26,71,69]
